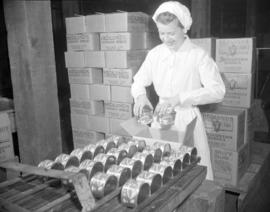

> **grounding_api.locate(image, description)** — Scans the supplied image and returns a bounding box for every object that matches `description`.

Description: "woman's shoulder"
[147,44,167,56]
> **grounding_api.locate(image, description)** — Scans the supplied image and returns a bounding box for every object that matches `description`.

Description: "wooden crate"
[0,160,206,212]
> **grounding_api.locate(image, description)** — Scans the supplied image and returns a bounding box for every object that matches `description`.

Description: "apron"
[152,105,213,180]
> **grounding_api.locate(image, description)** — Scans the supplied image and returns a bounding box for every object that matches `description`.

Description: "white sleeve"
[131,53,153,99]
[179,53,226,106]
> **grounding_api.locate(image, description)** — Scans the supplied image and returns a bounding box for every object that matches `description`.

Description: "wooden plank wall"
[3,0,62,164]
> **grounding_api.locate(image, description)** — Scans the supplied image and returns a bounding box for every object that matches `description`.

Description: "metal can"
[79,159,104,181]
[90,172,118,199]
[136,171,162,194]
[137,105,153,125]
[170,152,190,170]
[149,163,172,185]
[38,159,64,170]
[83,143,105,158]
[132,152,153,170]
[119,158,142,178]
[153,142,171,157]
[70,148,92,163]
[161,156,181,176]
[107,148,128,164]
[118,142,137,158]
[97,139,116,153]
[179,145,197,163]
[157,107,176,130]
[94,153,116,172]
[107,135,126,147]
[106,164,131,186]
[129,138,146,152]
[55,153,80,168]
[121,179,150,208]
[143,146,162,163]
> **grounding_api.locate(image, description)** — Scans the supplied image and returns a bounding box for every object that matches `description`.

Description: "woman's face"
[156,19,185,51]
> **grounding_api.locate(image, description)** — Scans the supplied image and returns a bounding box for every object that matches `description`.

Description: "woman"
[131,1,225,180]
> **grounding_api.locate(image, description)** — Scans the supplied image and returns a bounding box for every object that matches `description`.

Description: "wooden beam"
[191,0,211,38]
[3,0,62,164]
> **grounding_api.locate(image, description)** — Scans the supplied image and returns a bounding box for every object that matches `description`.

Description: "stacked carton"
[65,15,107,148]
[200,37,256,186]
[65,13,159,146]
[101,12,159,136]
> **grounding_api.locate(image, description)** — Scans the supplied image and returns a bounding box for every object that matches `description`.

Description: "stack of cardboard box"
[100,12,159,136]
[65,13,159,147]
[198,37,256,186]
[65,15,107,148]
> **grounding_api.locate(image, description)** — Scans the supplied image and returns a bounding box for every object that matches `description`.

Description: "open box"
[118,117,197,149]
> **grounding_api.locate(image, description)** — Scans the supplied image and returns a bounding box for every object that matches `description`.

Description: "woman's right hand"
[133,94,153,117]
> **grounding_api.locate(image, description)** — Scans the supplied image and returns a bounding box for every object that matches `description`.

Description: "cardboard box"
[111,86,133,103]
[70,99,104,115]
[100,32,145,50]
[103,68,138,86]
[216,38,255,73]
[105,50,147,68]
[72,129,104,148]
[65,52,85,68]
[85,14,105,32]
[202,107,245,151]
[71,113,90,130]
[211,143,250,186]
[0,113,14,162]
[88,115,110,133]
[84,51,105,68]
[89,84,111,101]
[191,38,216,59]
[67,33,100,51]
[221,72,254,108]
[105,102,133,119]
[105,12,149,32]
[68,68,103,84]
[70,84,91,99]
[65,16,86,34]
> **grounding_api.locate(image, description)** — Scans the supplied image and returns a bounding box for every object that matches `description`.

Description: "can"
[90,172,118,199]
[179,145,197,163]
[119,158,142,178]
[136,171,162,194]
[132,152,153,170]
[160,156,181,176]
[149,163,172,185]
[121,179,150,208]
[64,165,80,173]
[55,154,80,168]
[79,159,104,181]
[128,138,146,152]
[107,148,128,164]
[38,159,64,170]
[94,153,116,172]
[170,151,190,169]
[143,146,162,163]
[70,148,92,163]
[153,142,171,157]
[107,135,126,147]
[106,164,131,186]
[97,139,116,153]
[83,144,105,158]
[118,142,137,158]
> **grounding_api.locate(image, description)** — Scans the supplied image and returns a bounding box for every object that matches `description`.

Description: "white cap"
[152,1,192,33]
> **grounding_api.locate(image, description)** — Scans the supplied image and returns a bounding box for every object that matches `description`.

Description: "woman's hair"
[156,12,184,29]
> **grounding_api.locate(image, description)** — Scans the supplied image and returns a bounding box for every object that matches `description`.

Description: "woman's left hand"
[154,95,180,115]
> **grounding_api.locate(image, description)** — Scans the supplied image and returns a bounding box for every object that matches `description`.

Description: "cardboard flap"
[121,116,197,145]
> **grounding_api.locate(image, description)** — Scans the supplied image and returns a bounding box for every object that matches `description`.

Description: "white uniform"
[131,36,225,180]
